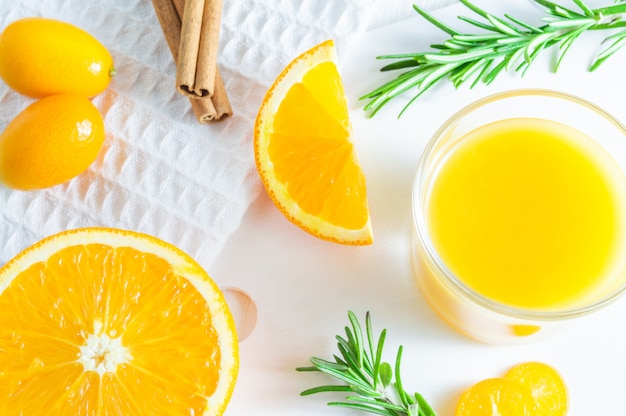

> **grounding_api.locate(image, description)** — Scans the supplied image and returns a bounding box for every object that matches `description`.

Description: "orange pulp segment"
[455,377,535,416]
[0,227,238,415]
[505,361,569,416]
[254,39,372,245]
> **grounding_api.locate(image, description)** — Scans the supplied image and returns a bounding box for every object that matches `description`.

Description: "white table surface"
[210,1,626,415]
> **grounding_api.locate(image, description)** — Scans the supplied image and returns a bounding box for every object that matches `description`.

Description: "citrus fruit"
[505,361,569,416]
[254,39,373,245]
[0,227,239,415]
[0,93,105,190]
[455,377,534,416]
[0,17,114,98]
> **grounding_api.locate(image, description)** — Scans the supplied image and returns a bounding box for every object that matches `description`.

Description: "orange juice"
[413,91,626,344]
[427,117,626,311]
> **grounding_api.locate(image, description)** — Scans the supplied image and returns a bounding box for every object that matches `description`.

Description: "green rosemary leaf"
[591,30,626,70]
[361,0,626,116]
[470,59,493,88]
[379,59,420,71]
[456,15,500,32]
[365,312,378,372]
[415,392,438,416]
[593,21,626,30]
[366,71,424,103]
[554,24,590,70]
[482,58,507,84]
[518,43,544,74]
[332,353,349,368]
[378,362,393,388]
[408,403,421,416]
[421,48,494,64]
[300,385,354,395]
[309,356,348,371]
[348,313,365,366]
[600,30,626,56]
[430,43,447,50]
[573,0,594,16]
[593,3,626,15]
[373,328,387,384]
[523,31,554,62]
[346,369,379,396]
[503,46,525,71]
[547,3,587,19]
[344,327,357,356]
[534,0,588,18]
[546,17,595,28]
[412,4,460,36]
[328,401,397,416]
[423,62,461,86]
[453,32,508,42]
[342,395,409,413]
[336,334,356,359]
[449,61,476,87]
[504,14,542,33]
[459,0,490,19]
[296,365,320,372]
[443,38,478,49]
[393,345,413,408]
[486,13,523,36]
[364,313,378,375]
[298,311,437,416]
[397,87,431,118]
[396,64,458,117]
[514,57,531,75]
[494,36,530,46]
[337,338,362,373]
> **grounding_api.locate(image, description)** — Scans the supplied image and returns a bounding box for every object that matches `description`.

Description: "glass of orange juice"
[412,89,626,344]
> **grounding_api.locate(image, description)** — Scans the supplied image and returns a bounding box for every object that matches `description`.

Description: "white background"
[211,1,626,415]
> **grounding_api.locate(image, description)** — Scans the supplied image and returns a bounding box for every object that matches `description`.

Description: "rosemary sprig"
[296,311,437,416]
[361,0,626,117]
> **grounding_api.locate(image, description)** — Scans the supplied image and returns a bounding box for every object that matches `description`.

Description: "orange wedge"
[505,361,569,416]
[254,39,373,245]
[0,228,239,415]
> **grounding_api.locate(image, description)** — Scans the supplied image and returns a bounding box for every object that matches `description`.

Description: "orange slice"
[0,228,239,415]
[505,361,569,416]
[455,378,534,416]
[254,39,373,245]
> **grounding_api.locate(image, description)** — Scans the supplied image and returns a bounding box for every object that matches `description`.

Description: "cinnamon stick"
[172,0,185,24]
[176,0,223,98]
[190,68,231,122]
[152,0,232,122]
[152,0,182,60]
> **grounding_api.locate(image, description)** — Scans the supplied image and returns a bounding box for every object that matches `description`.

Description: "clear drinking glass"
[412,89,626,344]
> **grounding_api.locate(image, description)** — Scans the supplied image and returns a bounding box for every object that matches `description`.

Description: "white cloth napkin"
[1,0,451,272]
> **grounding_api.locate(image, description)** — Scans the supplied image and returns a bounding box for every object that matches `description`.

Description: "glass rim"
[412,88,626,321]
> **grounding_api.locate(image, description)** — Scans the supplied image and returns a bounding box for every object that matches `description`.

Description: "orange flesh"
[455,377,534,416]
[505,362,569,415]
[268,62,367,230]
[0,244,221,414]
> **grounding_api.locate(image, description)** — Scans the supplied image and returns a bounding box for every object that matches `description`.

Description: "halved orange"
[505,361,569,416]
[0,228,238,415]
[254,39,373,245]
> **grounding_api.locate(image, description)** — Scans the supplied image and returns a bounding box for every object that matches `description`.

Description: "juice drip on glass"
[427,118,626,311]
